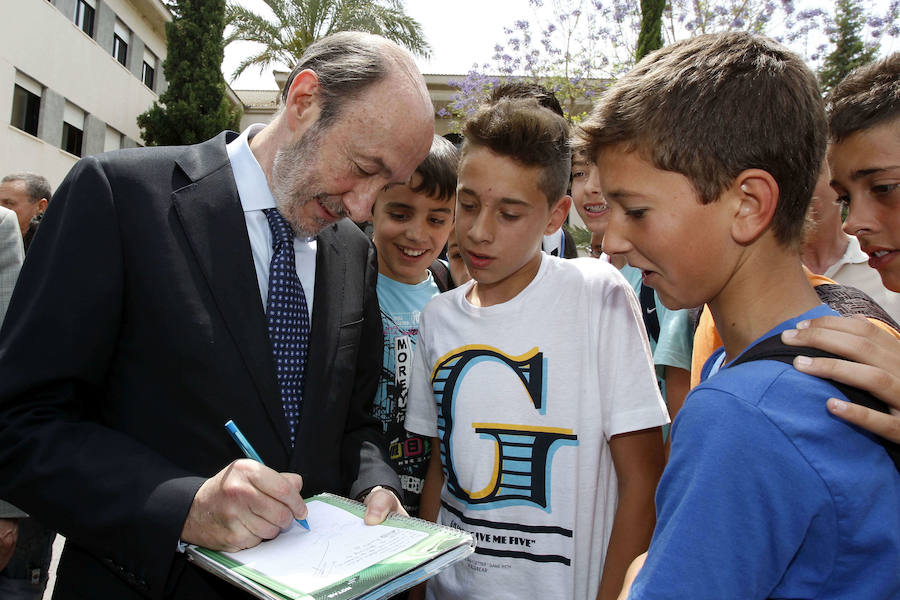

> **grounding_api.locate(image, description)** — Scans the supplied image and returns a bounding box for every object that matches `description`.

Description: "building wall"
[1,0,169,189]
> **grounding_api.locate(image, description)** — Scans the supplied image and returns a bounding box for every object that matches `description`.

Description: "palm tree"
[224,0,430,81]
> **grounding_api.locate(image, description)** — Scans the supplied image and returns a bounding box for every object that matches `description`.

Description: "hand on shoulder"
[781,315,900,444]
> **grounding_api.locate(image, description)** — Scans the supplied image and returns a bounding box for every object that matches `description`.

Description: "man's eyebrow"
[849,166,900,181]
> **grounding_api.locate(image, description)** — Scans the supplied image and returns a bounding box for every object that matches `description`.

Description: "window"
[73,0,95,36]
[113,35,128,65]
[11,74,42,137]
[62,102,84,157]
[112,20,130,66]
[141,62,155,89]
[142,48,158,90]
[62,123,83,156]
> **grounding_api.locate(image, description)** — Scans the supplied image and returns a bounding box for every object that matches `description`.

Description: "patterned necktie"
[263,208,310,445]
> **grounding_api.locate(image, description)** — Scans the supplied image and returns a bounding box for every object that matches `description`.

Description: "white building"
[1,0,171,188]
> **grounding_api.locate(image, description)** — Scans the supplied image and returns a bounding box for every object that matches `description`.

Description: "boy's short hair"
[461,98,571,205]
[577,32,826,246]
[409,134,460,202]
[489,81,565,117]
[827,53,900,143]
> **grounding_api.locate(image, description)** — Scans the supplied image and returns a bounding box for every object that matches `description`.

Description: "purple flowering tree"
[442,0,899,129]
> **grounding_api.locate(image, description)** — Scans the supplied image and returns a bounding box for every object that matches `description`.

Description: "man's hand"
[782,315,900,443]
[0,518,17,570]
[362,486,406,525]
[181,460,306,552]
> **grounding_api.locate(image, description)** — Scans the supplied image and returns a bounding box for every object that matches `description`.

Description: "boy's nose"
[585,167,601,195]
[466,213,493,243]
[601,214,629,255]
[405,218,427,242]
[842,198,877,238]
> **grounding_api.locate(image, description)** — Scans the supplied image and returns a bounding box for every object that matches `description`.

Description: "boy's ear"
[544,195,572,235]
[283,69,321,133]
[729,169,779,245]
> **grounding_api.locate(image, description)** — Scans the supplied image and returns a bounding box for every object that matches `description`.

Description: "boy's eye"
[500,212,521,221]
[571,170,586,180]
[388,212,409,221]
[429,217,447,226]
[458,202,475,212]
[625,208,647,219]
[872,183,898,196]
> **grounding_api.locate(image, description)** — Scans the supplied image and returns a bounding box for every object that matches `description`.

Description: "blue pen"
[224,419,310,530]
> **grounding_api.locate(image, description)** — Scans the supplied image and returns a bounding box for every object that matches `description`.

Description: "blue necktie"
[263,208,310,445]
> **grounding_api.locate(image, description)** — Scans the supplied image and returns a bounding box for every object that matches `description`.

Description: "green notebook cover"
[187,493,474,600]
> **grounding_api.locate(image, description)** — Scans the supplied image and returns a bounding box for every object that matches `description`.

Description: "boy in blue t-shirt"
[578,32,900,598]
[370,135,458,516]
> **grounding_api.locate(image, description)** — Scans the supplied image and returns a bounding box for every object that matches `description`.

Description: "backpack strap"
[639,284,660,345]
[731,335,900,472]
[428,259,453,293]
[815,283,900,330]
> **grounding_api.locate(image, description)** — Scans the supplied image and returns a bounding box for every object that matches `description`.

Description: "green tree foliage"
[224,0,430,81]
[138,0,241,146]
[818,0,879,94]
[636,0,665,61]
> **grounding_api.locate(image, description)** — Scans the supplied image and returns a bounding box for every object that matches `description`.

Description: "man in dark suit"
[0,32,435,599]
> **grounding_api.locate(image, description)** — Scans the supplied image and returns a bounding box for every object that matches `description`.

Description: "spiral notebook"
[186,493,475,600]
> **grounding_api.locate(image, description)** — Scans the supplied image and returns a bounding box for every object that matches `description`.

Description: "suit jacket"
[0,132,397,599]
[0,205,23,325]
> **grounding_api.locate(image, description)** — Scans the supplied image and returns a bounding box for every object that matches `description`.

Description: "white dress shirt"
[227,124,316,320]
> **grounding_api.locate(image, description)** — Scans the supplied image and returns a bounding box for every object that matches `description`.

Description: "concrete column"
[121,137,138,149]
[94,0,115,57]
[37,88,64,149]
[82,114,106,156]
[156,61,168,96]
[54,0,78,27]
[128,36,145,80]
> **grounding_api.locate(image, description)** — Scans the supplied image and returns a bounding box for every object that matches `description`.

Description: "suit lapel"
[298,225,343,447]
[171,134,291,454]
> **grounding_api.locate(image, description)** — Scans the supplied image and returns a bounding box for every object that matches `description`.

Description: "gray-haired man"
[0,32,434,599]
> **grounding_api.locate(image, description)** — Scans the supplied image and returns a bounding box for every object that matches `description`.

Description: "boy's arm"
[662,366,690,457]
[662,367,691,422]
[597,427,665,600]
[418,437,444,523]
[617,553,648,600]
[407,439,443,600]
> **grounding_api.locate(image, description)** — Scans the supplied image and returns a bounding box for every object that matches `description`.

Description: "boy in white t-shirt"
[371,135,458,517]
[405,98,669,600]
